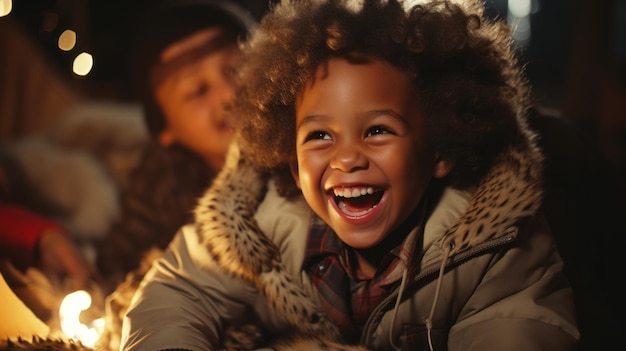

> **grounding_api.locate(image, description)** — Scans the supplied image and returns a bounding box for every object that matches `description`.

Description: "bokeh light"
[73,52,93,76]
[0,0,12,17]
[58,29,76,51]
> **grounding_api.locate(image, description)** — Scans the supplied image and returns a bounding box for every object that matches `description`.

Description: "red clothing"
[0,203,65,270]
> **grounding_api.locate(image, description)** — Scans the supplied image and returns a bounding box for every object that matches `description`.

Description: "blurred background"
[1,0,625,176]
[0,0,273,100]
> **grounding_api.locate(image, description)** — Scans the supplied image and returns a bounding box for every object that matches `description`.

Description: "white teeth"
[334,187,375,198]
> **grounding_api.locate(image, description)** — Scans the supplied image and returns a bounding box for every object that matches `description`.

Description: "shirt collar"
[303,204,426,275]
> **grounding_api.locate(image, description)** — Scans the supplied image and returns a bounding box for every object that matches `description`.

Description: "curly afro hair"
[231,0,533,198]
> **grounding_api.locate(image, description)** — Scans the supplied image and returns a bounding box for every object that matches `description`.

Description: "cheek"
[407,149,436,194]
[296,153,325,194]
[173,105,212,131]
[388,144,436,192]
[157,96,187,128]
[154,81,178,114]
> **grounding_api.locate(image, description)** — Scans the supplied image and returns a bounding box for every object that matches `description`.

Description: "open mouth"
[217,120,235,132]
[332,186,384,217]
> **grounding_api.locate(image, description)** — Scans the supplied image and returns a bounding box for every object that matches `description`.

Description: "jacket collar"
[437,143,544,256]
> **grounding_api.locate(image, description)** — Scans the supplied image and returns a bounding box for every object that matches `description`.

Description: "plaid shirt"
[303,210,423,342]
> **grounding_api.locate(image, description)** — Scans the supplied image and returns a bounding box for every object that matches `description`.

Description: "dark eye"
[304,130,330,142]
[366,125,392,137]
[188,83,209,99]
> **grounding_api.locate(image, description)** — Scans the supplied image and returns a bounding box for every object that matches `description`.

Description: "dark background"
[4,0,275,99]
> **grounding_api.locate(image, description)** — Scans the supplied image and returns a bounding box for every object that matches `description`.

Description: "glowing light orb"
[59,290,104,348]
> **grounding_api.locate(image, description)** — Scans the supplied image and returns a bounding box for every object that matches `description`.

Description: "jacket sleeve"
[120,179,317,351]
[448,216,580,350]
[121,226,262,351]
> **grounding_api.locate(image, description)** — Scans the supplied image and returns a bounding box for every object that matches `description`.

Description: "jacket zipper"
[359,227,519,344]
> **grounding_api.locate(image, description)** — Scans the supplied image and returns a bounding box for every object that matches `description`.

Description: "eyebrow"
[295,114,322,131]
[296,109,407,129]
[367,109,405,121]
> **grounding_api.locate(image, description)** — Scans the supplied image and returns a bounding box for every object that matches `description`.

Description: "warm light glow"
[507,0,533,47]
[73,52,93,76]
[59,290,105,348]
[508,0,531,18]
[0,0,12,17]
[58,29,76,51]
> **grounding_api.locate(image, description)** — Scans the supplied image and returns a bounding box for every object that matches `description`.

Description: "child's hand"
[38,229,98,291]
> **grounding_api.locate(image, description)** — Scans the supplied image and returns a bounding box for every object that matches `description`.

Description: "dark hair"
[128,0,256,136]
[233,0,533,198]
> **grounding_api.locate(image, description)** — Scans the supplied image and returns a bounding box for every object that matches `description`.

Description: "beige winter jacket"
[121,138,579,351]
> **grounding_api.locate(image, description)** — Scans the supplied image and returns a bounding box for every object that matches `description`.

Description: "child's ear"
[289,156,302,189]
[433,156,453,179]
[158,129,176,147]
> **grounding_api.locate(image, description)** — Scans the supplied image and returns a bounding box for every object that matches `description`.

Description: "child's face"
[292,57,450,249]
[154,28,239,170]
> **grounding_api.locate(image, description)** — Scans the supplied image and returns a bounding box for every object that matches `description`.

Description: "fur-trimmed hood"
[193,124,544,345]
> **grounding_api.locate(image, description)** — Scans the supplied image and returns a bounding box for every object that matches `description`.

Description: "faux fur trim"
[442,141,544,255]
[271,335,371,351]
[194,141,340,340]
[0,337,93,351]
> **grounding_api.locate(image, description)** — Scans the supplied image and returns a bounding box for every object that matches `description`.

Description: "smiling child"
[121,1,580,350]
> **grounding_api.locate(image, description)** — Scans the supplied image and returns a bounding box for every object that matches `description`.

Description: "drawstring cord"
[389,203,427,351]
[425,241,453,351]
[389,268,408,351]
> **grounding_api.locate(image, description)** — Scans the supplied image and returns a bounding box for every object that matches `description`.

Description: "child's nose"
[330,142,368,172]
[218,79,236,103]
